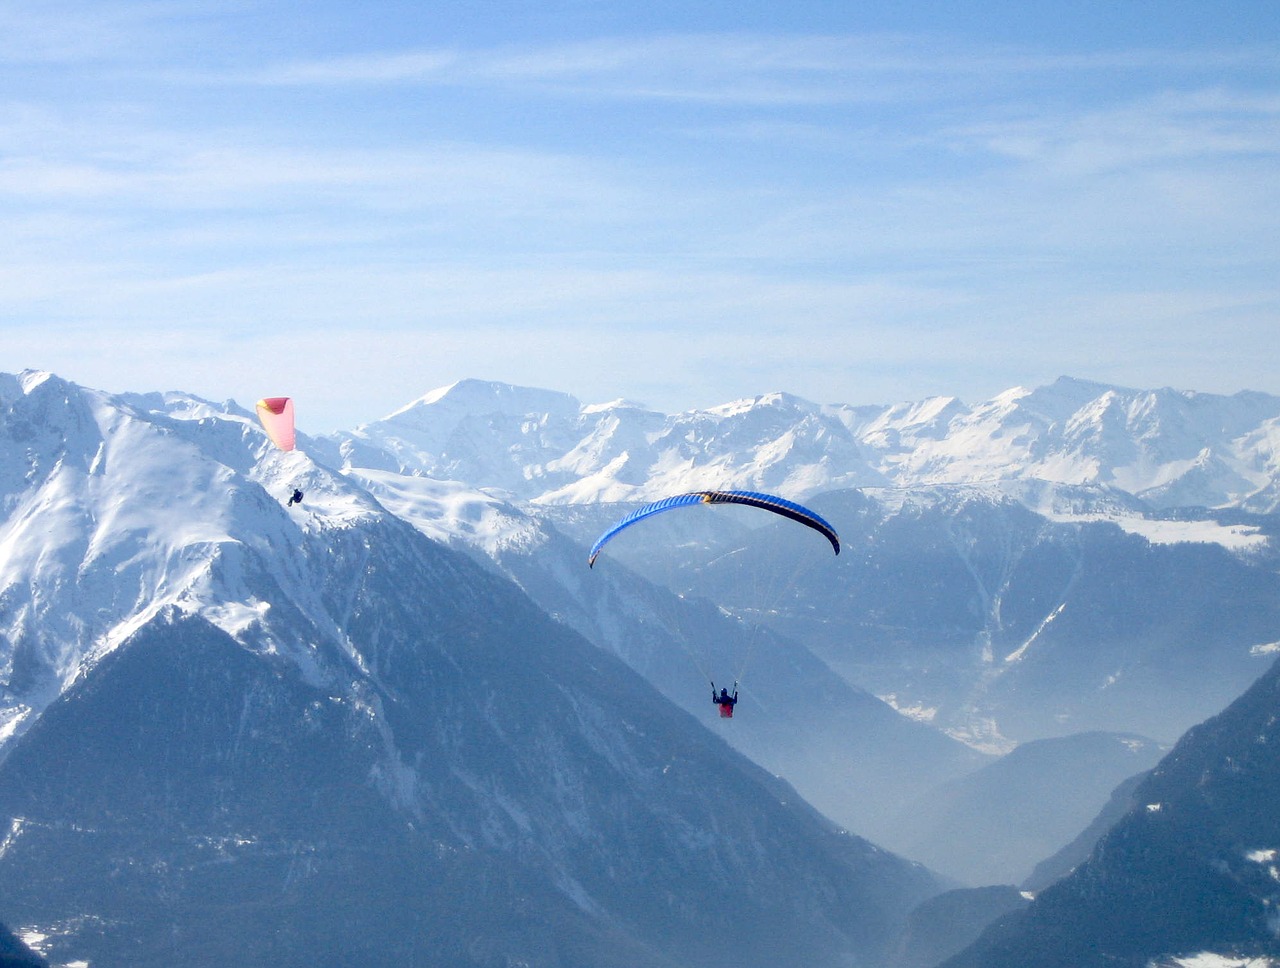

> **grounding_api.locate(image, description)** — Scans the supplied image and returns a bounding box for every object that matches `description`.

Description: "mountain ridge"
[323,374,1280,513]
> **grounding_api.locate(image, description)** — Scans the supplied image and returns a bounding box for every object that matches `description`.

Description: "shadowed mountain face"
[940,657,1280,968]
[1021,769,1153,893]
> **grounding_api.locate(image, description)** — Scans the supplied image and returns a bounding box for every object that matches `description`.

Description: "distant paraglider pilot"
[256,397,304,509]
[712,682,738,718]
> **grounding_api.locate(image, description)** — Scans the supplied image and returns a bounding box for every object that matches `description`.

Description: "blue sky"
[2,1,1278,431]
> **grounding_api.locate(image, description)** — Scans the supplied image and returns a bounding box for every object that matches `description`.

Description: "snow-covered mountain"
[322,375,1280,512]
[880,379,1280,510]
[0,371,943,967]
[0,370,382,746]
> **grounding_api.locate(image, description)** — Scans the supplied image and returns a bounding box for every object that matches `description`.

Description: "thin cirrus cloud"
[234,33,1279,106]
[961,90,1280,174]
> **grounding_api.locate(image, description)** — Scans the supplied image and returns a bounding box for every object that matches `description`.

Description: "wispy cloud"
[226,33,1280,107]
[0,105,645,224]
[956,88,1280,175]
[0,0,227,65]
[247,50,461,86]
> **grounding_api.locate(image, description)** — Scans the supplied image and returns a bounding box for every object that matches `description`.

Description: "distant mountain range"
[321,375,1280,511]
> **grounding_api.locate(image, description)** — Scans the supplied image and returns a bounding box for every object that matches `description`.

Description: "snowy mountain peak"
[385,378,582,425]
[582,397,648,414]
[17,369,57,394]
[707,390,819,418]
[860,395,967,444]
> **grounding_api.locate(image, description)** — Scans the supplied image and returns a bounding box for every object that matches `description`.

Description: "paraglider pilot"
[712,682,738,718]
[287,488,304,507]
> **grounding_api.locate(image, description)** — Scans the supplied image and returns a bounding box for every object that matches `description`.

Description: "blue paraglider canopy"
[587,489,839,567]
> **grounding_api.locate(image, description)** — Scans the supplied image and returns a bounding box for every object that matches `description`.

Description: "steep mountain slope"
[0,370,377,745]
[941,658,1280,968]
[1,608,940,968]
[1022,770,1152,892]
[0,372,942,967]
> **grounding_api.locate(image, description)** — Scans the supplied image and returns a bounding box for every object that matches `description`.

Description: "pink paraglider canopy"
[255,397,296,452]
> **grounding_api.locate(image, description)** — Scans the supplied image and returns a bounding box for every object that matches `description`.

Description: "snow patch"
[944,717,1017,755]
[204,600,270,638]
[0,707,31,745]
[1041,510,1268,551]
[1115,517,1267,550]
[1005,602,1066,663]
[18,369,53,393]
[877,693,938,724]
[0,817,24,860]
[583,398,647,414]
[1244,849,1280,884]
[1251,642,1280,657]
[346,467,540,555]
[17,916,103,967]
